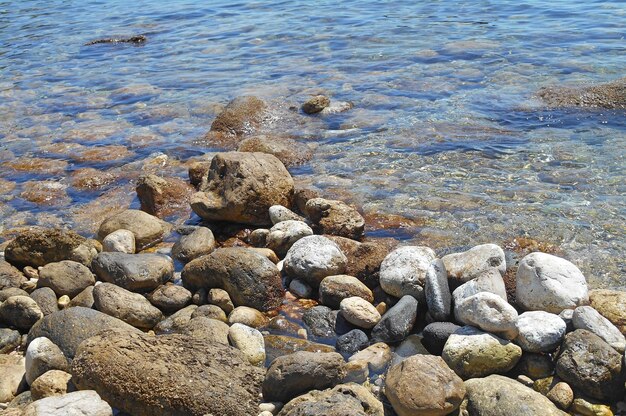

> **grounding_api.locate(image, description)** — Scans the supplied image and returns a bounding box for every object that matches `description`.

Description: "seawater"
[0,0,624,289]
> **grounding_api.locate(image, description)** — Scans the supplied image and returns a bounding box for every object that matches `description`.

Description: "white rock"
[23,390,113,416]
[25,337,68,385]
[102,229,135,254]
[266,220,313,256]
[424,259,451,321]
[573,306,626,352]
[442,244,506,285]
[455,292,518,340]
[288,279,313,298]
[515,311,567,353]
[228,323,266,366]
[340,296,381,329]
[516,252,588,314]
[379,246,436,302]
[283,235,347,287]
[269,205,304,224]
[452,269,507,307]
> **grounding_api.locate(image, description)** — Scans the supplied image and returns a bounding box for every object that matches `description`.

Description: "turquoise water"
[0,1,624,288]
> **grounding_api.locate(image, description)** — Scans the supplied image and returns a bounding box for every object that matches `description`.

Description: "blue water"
[0,0,624,288]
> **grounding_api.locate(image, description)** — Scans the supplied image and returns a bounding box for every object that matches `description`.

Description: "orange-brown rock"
[136,174,194,218]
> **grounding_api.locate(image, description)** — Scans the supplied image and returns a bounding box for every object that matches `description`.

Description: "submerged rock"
[302,95,331,114]
[85,34,146,45]
[238,135,313,167]
[537,77,626,109]
[136,174,194,219]
[210,95,267,137]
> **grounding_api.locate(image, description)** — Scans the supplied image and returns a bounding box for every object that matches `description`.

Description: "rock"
[210,95,267,137]
[319,275,373,309]
[424,259,451,321]
[27,307,139,359]
[515,311,567,352]
[97,209,170,251]
[93,282,163,329]
[385,355,465,416]
[379,246,436,302]
[343,360,369,384]
[283,236,347,287]
[516,252,589,313]
[92,252,173,292]
[29,288,59,316]
[238,136,313,168]
[451,269,507,308]
[536,77,626,109]
[302,305,336,339]
[250,247,280,263]
[340,296,381,329]
[278,383,383,416]
[101,229,135,253]
[136,174,194,218]
[330,238,391,289]
[302,95,330,114]
[180,316,229,343]
[0,328,21,353]
[555,329,624,401]
[191,304,228,322]
[171,227,216,263]
[25,337,68,385]
[71,330,264,416]
[182,248,284,312]
[573,305,626,352]
[269,205,305,224]
[304,198,365,240]
[266,220,313,257]
[422,322,461,355]
[68,286,94,308]
[0,260,27,289]
[461,374,567,416]
[546,381,573,410]
[455,292,518,340]
[153,305,197,334]
[391,334,430,366]
[0,295,43,330]
[0,287,29,301]
[228,323,266,365]
[249,228,270,247]
[57,296,69,309]
[442,326,522,379]
[22,390,112,416]
[264,335,336,364]
[442,244,506,288]
[207,288,234,313]
[514,352,554,379]
[5,228,97,268]
[348,342,392,373]
[570,398,615,416]
[263,351,346,403]
[589,289,626,335]
[191,152,294,226]
[0,355,25,403]
[37,260,95,298]
[147,284,192,313]
[371,295,418,343]
[289,279,313,299]
[336,329,369,355]
[228,306,269,328]
[29,370,73,401]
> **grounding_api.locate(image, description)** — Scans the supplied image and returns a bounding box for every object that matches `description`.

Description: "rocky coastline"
[0,93,625,416]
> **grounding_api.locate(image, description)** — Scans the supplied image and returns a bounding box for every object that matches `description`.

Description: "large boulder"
[22,390,113,416]
[555,329,624,401]
[461,374,568,416]
[91,252,173,292]
[93,282,163,329]
[537,77,626,109]
[441,244,506,288]
[27,307,139,359]
[5,228,98,268]
[515,252,588,313]
[262,351,346,403]
[181,247,284,311]
[278,383,383,416]
[304,198,365,240]
[589,289,626,335]
[190,152,294,226]
[71,330,264,416]
[283,235,347,287]
[385,355,465,416]
[97,209,170,251]
[0,295,43,330]
[37,260,95,298]
[379,246,436,303]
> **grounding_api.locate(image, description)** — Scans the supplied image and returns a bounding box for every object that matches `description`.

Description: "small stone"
[68,286,94,308]
[147,284,192,313]
[451,269,507,308]
[37,260,95,298]
[98,209,170,250]
[546,381,573,410]
[336,329,369,355]
[207,288,234,314]
[455,292,518,340]
[229,306,269,328]
[442,244,506,288]
[302,95,330,114]
[319,275,373,309]
[288,279,313,299]
[371,295,418,343]
[304,198,365,240]
[269,205,305,224]
[136,174,194,219]
[340,296,381,329]
[25,337,69,385]
[283,235,347,287]
[228,323,266,366]
[302,305,336,339]
[248,229,269,247]
[517,375,534,386]
[30,369,73,401]
[424,259,451,321]
[379,246,436,303]
[515,311,567,352]
[266,220,313,257]
[348,342,392,373]
[422,322,460,355]
[0,295,43,330]
[191,304,228,322]
[171,227,216,263]
[570,398,614,416]
[102,229,135,254]
[0,328,21,353]
[573,305,626,352]
[29,287,59,316]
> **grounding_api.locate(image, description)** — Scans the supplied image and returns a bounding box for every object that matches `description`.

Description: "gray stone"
[228,323,266,366]
[319,274,373,309]
[153,304,197,334]
[171,227,216,263]
[336,329,369,355]
[98,209,170,250]
[22,390,112,416]
[422,322,461,355]
[302,305,336,339]
[101,229,135,254]
[0,295,43,330]
[29,287,59,316]
[455,292,518,340]
[278,383,383,416]
[0,287,28,301]
[289,279,313,299]
[0,259,27,290]
[37,260,95,298]
[269,205,305,224]
[93,282,163,329]
[572,305,626,352]
[391,334,430,367]
[371,295,418,343]
[451,269,507,308]
[147,284,192,313]
[515,311,567,352]
[266,220,313,256]
[283,235,347,287]
[25,337,69,385]
[442,243,506,287]
[516,252,589,314]
[424,259,451,321]
[92,252,174,292]
[0,328,21,353]
[379,246,436,303]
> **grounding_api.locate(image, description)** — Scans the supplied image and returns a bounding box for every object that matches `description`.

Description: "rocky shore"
[0,95,625,416]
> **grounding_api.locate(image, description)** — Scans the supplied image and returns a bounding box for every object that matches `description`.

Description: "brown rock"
[237,135,313,167]
[264,335,335,364]
[97,209,170,250]
[0,260,27,290]
[537,77,626,109]
[210,96,267,137]
[305,198,365,240]
[328,236,393,288]
[302,95,331,114]
[589,289,626,335]
[136,174,194,219]
[20,181,70,206]
[70,168,117,190]
[319,275,373,309]
[30,370,74,401]
[278,383,383,416]
[188,161,210,188]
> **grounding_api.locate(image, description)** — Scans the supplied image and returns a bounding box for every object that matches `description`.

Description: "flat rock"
[278,383,383,416]
[0,295,43,330]
[266,220,313,257]
[537,77,626,109]
[385,355,465,416]
[93,282,163,329]
[515,311,566,352]
[25,337,69,385]
[304,198,365,240]
[379,246,436,302]
[371,295,418,343]
[97,209,170,250]
[515,252,588,313]
[455,292,518,340]
[442,244,506,288]
[37,260,95,298]
[319,274,373,309]
[572,305,626,352]
[424,259,451,321]
[283,235,347,287]
[171,227,216,263]
[22,390,112,416]
[92,252,173,292]
[181,247,284,312]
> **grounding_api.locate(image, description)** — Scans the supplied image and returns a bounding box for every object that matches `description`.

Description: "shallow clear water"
[0,0,624,288]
